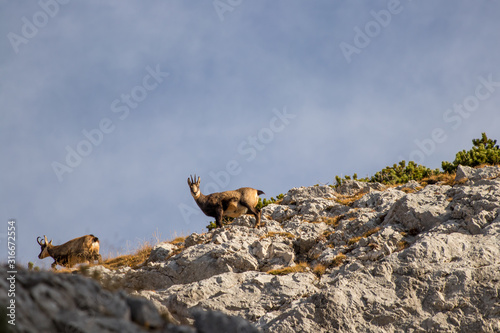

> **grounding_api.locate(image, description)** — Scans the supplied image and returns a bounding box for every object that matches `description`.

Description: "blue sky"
[1,1,499,266]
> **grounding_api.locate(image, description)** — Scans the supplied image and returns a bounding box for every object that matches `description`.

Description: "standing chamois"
[188,175,265,228]
[37,234,102,268]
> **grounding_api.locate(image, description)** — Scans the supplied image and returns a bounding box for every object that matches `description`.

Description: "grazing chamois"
[187,175,265,228]
[37,234,102,268]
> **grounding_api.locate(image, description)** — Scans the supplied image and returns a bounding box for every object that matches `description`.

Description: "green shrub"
[335,161,438,186]
[370,160,439,185]
[256,193,284,210]
[206,221,217,231]
[442,133,500,173]
[206,217,234,231]
[334,174,369,187]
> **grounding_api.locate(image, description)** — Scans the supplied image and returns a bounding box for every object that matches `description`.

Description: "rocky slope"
[2,165,500,332]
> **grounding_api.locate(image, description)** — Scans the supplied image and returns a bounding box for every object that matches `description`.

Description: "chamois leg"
[242,203,262,228]
[215,206,224,228]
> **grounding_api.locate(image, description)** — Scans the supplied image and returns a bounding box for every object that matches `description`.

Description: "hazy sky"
[2,1,499,266]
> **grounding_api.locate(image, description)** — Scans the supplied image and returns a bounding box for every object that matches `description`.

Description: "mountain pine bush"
[442,133,500,173]
[335,161,439,186]
[370,160,440,185]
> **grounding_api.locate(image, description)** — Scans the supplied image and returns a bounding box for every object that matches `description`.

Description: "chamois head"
[187,174,201,199]
[37,235,52,259]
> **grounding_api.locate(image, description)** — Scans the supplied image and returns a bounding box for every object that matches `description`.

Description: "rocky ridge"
[2,165,500,332]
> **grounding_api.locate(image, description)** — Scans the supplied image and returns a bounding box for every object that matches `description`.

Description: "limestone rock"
[11,166,500,333]
[336,180,385,196]
[384,185,452,232]
[148,242,178,263]
[353,187,406,213]
[456,164,500,183]
[281,185,336,205]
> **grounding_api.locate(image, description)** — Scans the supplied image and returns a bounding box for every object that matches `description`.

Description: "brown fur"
[188,175,265,228]
[37,234,102,269]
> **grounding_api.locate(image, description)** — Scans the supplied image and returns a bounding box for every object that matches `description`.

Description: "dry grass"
[101,241,153,270]
[362,227,381,238]
[260,231,296,240]
[331,253,346,267]
[315,215,344,228]
[267,262,309,275]
[169,236,186,245]
[395,240,409,252]
[399,186,423,194]
[100,230,166,270]
[347,236,362,245]
[346,227,382,250]
[421,173,456,186]
[327,215,344,227]
[335,191,367,206]
[312,263,326,278]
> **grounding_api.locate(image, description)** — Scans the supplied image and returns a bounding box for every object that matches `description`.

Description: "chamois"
[187,175,265,228]
[37,234,102,268]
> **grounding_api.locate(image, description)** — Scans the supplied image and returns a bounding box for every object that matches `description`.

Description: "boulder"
[148,242,178,263]
[384,185,452,232]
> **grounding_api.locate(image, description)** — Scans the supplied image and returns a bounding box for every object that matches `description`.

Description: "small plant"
[256,193,285,210]
[399,186,420,194]
[420,172,455,186]
[312,263,326,278]
[331,253,346,267]
[334,174,370,187]
[442,133,500,173]
[206,221,217,231]
[371,160,440,185]
[206,216,234,231]
[169,236,186,245]
[325,215,344,227]
[268,262,309,275]
[362,227,381,238]
[259,231,296,240]
[395,240,409,252]
[347,236,362,245]
[335,191,367,206]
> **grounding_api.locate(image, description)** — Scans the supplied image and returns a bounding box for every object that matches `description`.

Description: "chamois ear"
[187,177,192,186]
[196,176,200,186]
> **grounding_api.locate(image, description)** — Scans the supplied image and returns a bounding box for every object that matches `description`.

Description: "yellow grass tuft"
[421,173,456,186]
[399,186,423,194]
[395,240,409,252]
[169,236,186,245]
[267,262,309,275]
[331,253,346,267]
[260,231,296,240]
[347,236,362,245]
[335,191,367,206]
[362,227,381,238]
[347,227,381,246]
[101,241,153,270]
[312,263,326,277]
